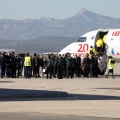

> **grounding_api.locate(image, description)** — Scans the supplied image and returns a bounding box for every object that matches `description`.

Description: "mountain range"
[0,8,120,53]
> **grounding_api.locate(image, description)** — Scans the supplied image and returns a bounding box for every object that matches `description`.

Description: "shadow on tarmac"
[0,88,120,101]
[0,88,68,100]
[96,88,120,90]
[0,81,14,83]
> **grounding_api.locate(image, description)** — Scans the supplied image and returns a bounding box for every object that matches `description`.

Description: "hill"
[0,36,78,54]
[0,8,120,40]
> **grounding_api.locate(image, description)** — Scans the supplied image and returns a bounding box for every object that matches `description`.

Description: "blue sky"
[0,0,119,20]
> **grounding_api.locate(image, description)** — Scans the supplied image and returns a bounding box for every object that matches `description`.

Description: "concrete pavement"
[0,63,120,119]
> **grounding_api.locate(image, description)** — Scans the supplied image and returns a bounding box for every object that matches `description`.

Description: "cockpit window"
[77,37,87,42]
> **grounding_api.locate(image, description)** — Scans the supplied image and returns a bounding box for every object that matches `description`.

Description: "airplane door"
[94,31,108,53]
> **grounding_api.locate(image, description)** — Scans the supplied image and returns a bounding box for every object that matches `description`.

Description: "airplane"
[59,29,120,74]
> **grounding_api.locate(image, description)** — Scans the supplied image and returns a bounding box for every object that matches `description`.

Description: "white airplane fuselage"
[59,29,120,60]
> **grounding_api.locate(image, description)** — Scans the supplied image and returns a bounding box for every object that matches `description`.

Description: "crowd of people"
[25,52,104,79]
[0,52,24,78]
[0,51,115,79]
[0,52,99,79]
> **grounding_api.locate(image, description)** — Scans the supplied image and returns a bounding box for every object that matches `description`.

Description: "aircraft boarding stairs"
[98,54,107,75]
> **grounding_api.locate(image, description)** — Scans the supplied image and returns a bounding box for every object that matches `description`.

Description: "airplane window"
[77,37,87,42]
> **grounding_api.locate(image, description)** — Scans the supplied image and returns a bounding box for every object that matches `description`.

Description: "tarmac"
[0,63,120,119]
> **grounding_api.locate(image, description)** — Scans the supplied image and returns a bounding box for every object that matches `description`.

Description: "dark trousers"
[76,66,81,77]
[2,64,5,77]
[53,66,57,78]
[19,64,23,75]
[33,66,39,77]
[67,66,73,79]
[5,64,10,77]
[94,67,98,77]
[106,69,114,78]
[16,67,20,78]
[11,67,16,78]
[96,47,102,53]
[57,67,63,79]
[0,65,2,77]
[25,66,31,79]
[84,68,90,77]
[46,67,53,79]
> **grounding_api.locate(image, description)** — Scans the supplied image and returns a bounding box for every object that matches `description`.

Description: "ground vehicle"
[0,49,15,53]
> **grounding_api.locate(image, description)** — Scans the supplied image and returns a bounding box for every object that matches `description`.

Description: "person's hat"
[34,53,37,56]
[109,56,112,58]
[67,52,70,54]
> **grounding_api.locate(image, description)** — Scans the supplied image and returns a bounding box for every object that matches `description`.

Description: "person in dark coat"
[53,55,59,78]
[32,53,39,77]
[10,52,16,78]
[2,52,6,77]
[19,53,24,76]
[94,55,99,77]
[0,53,4,78]
[75,54,81,77]
[66,53,74,79]
[89,54,95,77]
[15,54,21,78]
[45,55,54,79]
[4,52,11,78]
[82,54,91,78]
[39,55,44,77]
[56,55,64,79]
